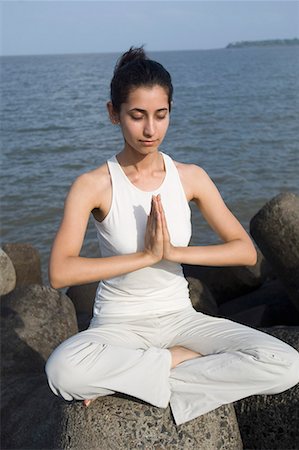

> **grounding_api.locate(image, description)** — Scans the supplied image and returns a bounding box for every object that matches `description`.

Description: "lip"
[139,140,158,146]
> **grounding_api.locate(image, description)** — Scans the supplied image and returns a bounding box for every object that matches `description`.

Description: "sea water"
[1,47,298,280]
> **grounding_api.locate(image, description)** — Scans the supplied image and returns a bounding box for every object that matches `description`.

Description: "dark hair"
[110,46,173,112]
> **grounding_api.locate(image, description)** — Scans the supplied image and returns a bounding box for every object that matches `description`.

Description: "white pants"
[45,306,299,425]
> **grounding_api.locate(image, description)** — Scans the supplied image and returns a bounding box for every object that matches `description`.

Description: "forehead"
[124,85,169,109]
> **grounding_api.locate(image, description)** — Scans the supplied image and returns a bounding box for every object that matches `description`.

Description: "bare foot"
[83,398,96,407]
[169,345,202,369]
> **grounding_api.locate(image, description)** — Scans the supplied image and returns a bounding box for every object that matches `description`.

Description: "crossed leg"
[162,308,299,425]
[83,345,203,406]
[45,308,299,426]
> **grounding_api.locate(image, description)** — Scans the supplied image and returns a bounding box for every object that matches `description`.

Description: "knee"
[280,346,299,391]
[256,343,299,393]
[45,347,75,400]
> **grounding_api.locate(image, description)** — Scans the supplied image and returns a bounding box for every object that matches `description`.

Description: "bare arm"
[159,164,257,266]
[49,172,163,289]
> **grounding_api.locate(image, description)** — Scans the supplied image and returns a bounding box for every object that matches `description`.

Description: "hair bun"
[110,46,173,112]
[114,46,147,74]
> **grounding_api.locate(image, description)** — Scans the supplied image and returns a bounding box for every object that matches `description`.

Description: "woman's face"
[114,85,170,156]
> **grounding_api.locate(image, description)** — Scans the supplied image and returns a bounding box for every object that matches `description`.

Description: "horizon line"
[2,37,298,58]
[0,46,225,58]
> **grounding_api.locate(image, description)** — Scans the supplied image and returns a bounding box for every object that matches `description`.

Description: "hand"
[156,195,175,261]
[144,195,163,263]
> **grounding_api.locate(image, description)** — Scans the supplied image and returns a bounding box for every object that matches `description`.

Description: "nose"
[143,118,155,137]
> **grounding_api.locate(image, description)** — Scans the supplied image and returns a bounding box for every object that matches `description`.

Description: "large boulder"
[1,375,242,450]
[250,192,299,311]
[219,279,299,327]
[0,248,16,296]
[234,326,299,450]
[1,284,78,375]
[186,276,219,316]
[0,280,242,450]
[2,243,43,286]
[66,282,98,331]
[66,282,98,316]
[183,249,272,305]
[1,373,64,450]
[55,395,242,450]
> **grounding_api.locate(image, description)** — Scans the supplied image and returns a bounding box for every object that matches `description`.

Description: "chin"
[133,146,159,155]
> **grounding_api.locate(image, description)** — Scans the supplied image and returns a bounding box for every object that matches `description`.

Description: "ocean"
[1,47,298,282]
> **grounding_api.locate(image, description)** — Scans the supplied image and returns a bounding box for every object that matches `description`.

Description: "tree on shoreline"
[226,38,299,49]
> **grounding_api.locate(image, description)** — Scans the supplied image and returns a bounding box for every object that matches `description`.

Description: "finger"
[146,197,155,234]
[156,194,163,214]
[155,210,163,238]
[160,205,170,239]
[153,197,161,230]
[153,196,161,219]
[156,196,166,225]
[150,196,155,216]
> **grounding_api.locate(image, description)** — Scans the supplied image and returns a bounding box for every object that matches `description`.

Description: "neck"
[117,147,163,173]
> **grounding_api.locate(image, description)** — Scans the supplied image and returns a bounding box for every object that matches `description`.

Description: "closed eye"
[130,114,144,120]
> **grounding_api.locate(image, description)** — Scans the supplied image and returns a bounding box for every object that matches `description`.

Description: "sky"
[1,1,298,56]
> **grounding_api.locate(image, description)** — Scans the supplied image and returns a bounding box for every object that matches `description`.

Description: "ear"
[107,101,120,124]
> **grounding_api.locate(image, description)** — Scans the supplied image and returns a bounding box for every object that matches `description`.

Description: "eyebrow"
[129,108,168,113]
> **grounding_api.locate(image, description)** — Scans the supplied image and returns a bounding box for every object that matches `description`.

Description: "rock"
[1,374,242,450]
[2,243,43,286]
[66,282,98,316]
[1,285,78,375]
[57,395,242,450]
[66,282,98,331]
[1,373,64,450]
[0,248,16,296]
[234,326,299,450]
[76,311,93,332]
[186,276,219,316]
[183,249,271,305]
[219,279,299,327]
[250,192,299,311]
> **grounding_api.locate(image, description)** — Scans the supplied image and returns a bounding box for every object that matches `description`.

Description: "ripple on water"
[1,48,298,280]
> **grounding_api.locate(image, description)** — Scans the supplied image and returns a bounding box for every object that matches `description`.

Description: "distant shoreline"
[2,39,299,58]
[226,38,299,49]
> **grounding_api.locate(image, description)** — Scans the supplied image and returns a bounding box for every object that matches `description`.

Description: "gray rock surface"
[0,248,16,296]
[186,276,219,316]
[0,280,242,450]
[183,249,271,305]
[66,281,98,330]
[57,395,242,450]
[1,373,64,450]
[250,192,299,311]
[234,326,299,450]
[1,284,78,375]
[2,242,43,286]
[1,374,243,450]
[66,281,98,316]
[219,279,299,327]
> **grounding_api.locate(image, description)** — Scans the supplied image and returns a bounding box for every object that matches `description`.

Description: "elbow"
[245,243,258,266]
[49,272,65,290]
[48,262,68,290]
[49,278,64,290]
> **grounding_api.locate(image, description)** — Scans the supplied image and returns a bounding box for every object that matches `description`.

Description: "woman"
[45,47,299,425]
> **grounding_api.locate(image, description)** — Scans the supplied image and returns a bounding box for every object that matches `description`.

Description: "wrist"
[164,244,177,262]
[142,250,161,266]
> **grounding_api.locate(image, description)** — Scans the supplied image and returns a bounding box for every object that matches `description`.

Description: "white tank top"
[91,151,192,322]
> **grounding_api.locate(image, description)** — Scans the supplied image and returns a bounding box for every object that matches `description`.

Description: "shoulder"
[73,162,110,189]
[173,160,212,201]
[174,160,208,178]
[67,162,111,209]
